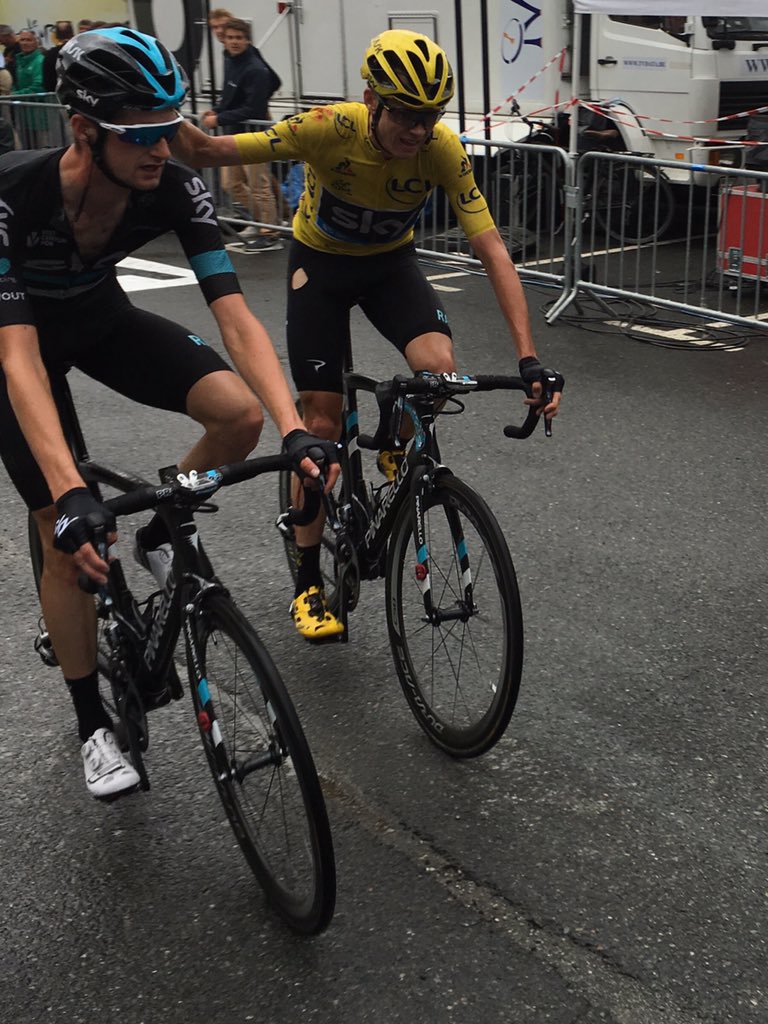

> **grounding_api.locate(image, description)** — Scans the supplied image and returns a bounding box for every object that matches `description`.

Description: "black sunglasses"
[379,101,445,131]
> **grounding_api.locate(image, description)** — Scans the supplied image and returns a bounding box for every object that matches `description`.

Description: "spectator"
[0,45,13,148]
[202,17,281,253]
[208,7,235,44]
[12,30,47,148]
[76,20,94,33]
[0,25,21,84]
[42,20,74,92]
[12,30,45,94]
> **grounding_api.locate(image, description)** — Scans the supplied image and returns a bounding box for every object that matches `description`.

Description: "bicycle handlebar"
[100,452,293,519]
[357,372,551,443]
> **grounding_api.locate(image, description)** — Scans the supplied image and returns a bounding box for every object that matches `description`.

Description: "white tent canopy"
[573,2,765,13]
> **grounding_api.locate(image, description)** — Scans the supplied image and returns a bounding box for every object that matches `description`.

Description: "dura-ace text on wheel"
[189,593,335,934]
[385,475,523,758]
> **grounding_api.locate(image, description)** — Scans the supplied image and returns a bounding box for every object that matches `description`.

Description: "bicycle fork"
[410,467,476,626]
[183,593,285,783]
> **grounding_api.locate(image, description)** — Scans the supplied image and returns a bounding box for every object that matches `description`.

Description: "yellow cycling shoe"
[376,448,406,483]
[290,586,344,642]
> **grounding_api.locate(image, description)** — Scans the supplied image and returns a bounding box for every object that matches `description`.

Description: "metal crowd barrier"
[0,95,71,150]
[549,150,768,333]
[5,96,766,336]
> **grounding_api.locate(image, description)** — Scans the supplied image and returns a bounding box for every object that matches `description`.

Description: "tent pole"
[569,11,582,156]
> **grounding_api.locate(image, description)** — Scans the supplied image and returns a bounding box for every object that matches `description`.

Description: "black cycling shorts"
[286,240,452,393]
[0,280,232,510]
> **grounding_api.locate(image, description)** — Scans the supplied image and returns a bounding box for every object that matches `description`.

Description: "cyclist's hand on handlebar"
[519,357,565,420]
[53,487,116,584]
[282,429,340,492]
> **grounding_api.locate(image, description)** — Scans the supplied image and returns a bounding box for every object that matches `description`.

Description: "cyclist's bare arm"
[209,293,340,489]
[171,119,241,168]
[468,227,561,418]
[0,324,111,580]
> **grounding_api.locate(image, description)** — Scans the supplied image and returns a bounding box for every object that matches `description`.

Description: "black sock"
[294,544,322,598]
[138,514,170,551]
[67,670,112,743]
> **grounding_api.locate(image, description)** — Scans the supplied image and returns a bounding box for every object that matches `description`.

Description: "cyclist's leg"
[361,245,456,466]
[0,365,137,795]
[284,243,353,638]
[78,305,264,470]
[361,243,456,375]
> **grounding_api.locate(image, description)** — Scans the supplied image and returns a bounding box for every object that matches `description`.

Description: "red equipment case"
[718,183,768,281]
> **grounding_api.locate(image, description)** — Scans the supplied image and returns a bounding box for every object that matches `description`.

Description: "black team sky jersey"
[0,148,241,328]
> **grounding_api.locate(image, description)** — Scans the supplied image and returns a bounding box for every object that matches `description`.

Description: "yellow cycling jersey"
[234,102,495,256]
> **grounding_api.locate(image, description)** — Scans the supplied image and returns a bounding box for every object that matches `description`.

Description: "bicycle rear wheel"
[190,592,336,934]
[385,475,523,758]
[593,164,675,245]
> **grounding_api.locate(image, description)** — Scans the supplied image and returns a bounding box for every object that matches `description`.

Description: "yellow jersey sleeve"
[233,103,495,254]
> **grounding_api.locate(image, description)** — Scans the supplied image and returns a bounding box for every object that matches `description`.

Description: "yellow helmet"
[361,29,454,109]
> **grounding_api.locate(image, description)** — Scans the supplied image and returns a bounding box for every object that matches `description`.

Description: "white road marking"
[116,256,196,292]
[426,270,468,292]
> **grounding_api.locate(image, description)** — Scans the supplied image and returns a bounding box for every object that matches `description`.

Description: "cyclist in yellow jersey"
[172,29,564,641]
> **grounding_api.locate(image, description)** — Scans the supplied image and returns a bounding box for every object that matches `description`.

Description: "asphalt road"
[1,237,766,1024]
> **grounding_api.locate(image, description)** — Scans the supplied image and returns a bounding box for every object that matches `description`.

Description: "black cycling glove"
[519,356,565,394]
[282,429,340,477]
[53,487,115,555]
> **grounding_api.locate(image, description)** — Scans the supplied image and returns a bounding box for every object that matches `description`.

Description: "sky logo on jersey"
[316,189,426,243]
[0,199,11,247]
[184,177,218,226]
[0,259,10,275]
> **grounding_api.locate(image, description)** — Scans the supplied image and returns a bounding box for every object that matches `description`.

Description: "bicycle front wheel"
[189,593,336,934]
[386,475,523,758]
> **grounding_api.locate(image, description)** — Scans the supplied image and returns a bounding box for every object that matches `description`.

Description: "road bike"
[29,377,336,935]
[278,362,555,759]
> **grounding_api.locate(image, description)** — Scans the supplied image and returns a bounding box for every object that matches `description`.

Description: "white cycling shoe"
[81,728,140,800]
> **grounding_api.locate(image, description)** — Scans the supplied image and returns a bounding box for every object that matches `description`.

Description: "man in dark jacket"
[0,25,21,84]
[201,18,281,253]
[42,20,74,92]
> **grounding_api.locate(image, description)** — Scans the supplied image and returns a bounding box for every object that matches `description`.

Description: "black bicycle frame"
[331,371,456,627]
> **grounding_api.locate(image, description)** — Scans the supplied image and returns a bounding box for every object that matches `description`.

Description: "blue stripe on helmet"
[98,27,187,107]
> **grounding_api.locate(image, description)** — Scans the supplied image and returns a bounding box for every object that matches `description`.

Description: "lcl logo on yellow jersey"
[385,177,433,205]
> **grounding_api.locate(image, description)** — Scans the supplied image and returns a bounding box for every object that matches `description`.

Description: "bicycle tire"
[385,475,523,758]
[593,164,675,245]
[189,592,336,934]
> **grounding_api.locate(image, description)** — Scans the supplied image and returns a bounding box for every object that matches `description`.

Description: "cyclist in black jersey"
[0,28,338,800]
[171,29,565,642]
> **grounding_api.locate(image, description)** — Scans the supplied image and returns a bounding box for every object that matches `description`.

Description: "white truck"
[151,1,768,184]
[5,1,767,179]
